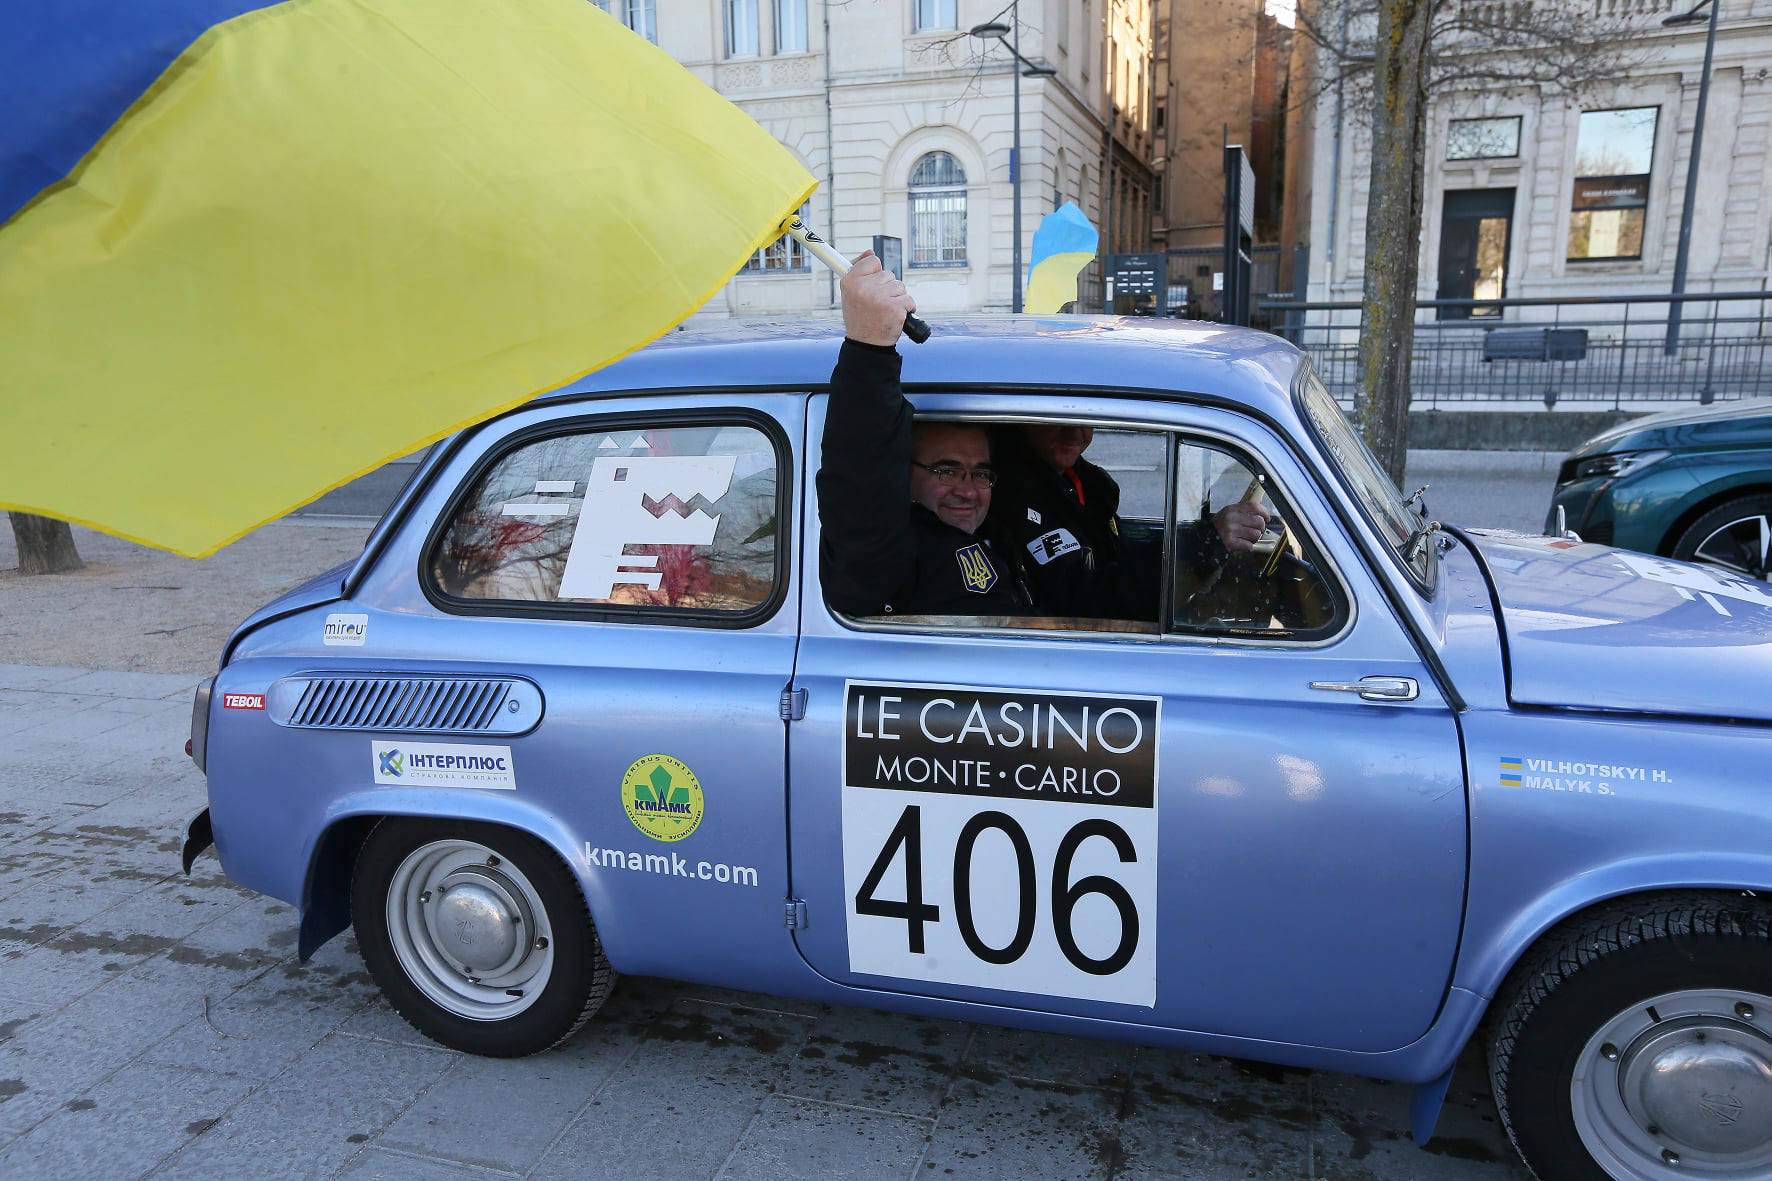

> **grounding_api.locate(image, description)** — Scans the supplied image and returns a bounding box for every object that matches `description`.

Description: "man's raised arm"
[816,252,919,616]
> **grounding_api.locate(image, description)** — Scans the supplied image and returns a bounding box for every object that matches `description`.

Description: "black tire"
[351,817,613,1056]
[1669,494,1772,581]
[1488,892,1772,1181]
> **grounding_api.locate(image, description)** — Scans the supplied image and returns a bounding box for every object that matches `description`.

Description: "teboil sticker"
[621,754,704,842]
[221,693,265,711]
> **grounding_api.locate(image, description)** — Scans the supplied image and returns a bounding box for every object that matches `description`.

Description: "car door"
[340,394,802,982]
[786,392,1467,1053]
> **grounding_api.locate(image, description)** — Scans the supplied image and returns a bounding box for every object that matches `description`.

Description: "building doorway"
[1436,188,1514,320]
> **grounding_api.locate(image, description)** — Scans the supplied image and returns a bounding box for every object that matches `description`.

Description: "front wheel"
[352,818,613,1056]
[1489,893,1772,1180]
[1669,494,1772,582]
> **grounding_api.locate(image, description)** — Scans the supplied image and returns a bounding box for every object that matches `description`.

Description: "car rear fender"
[294,794,605,964]
[220,559,353,669]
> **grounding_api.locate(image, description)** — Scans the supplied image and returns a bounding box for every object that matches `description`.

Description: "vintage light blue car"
[185,319,1772,1181]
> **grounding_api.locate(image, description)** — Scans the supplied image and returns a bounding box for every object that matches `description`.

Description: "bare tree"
[8,512,84,575]
[1295,0,1654,483]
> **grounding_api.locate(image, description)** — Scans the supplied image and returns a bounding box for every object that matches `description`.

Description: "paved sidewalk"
[0,663,1528,1180]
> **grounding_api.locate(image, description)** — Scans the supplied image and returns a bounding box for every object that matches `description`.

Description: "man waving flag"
[0,0,815,557]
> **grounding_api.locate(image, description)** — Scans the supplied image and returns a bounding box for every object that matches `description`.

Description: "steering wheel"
[1177,517,1334,632]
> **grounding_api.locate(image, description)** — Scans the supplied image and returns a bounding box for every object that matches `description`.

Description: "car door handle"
[1309,676,1419,702]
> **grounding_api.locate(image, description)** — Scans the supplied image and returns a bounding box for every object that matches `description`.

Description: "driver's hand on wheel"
[1212,502,1272,552]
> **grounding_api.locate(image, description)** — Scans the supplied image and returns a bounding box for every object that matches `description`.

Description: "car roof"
[1573,395,1772,455]
[548,315,1309,431]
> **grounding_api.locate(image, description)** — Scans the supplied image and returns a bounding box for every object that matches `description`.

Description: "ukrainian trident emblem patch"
[955,543,998,593]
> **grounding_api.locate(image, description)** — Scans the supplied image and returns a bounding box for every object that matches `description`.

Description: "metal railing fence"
[1257,290,1772,408]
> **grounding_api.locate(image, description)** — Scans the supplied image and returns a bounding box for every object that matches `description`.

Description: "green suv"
[1549,398,1772,580]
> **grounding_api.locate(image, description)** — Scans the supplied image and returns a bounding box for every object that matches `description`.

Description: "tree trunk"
[1355,0,1434,488]
[8,512,84,575]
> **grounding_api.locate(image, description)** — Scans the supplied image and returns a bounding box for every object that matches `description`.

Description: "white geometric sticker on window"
[557,455,737,599]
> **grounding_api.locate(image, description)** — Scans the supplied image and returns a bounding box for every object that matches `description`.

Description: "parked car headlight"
[1570,449,1670,483]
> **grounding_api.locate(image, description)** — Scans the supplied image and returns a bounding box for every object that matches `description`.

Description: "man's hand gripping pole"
[781,216,931,343]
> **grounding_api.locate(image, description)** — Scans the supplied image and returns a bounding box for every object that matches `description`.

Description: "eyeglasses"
[913,462,998,488]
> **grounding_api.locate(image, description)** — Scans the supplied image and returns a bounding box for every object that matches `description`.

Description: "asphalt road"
[1402,452,1562,536]
[293,452,430,520]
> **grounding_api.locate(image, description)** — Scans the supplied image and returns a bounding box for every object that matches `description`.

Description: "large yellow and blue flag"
[1,0,815,557]
[1024,202,1099,315]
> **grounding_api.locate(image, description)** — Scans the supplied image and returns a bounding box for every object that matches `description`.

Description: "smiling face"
[910,423,992,535]
[1022,423,1095,472]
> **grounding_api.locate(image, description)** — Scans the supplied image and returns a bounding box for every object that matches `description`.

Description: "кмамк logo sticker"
[621,754,704,842]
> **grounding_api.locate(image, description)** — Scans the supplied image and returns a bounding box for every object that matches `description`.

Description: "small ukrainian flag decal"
[1499,756,1522,788]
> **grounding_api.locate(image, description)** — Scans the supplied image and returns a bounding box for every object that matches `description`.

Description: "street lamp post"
[970,7,1055,314]
[1663,0,1722,355]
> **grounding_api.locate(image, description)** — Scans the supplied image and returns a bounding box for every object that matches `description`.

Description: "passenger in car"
[817,253,1037,617]
[993,427,1273,620]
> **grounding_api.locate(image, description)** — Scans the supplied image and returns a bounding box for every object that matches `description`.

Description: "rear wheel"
[1489,893,1772,1180]
[1670,495,1772,581]
[352,818,612,1056]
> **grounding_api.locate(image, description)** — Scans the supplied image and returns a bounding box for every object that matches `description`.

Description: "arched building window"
[908,151,967,267]
[591,0,655,43]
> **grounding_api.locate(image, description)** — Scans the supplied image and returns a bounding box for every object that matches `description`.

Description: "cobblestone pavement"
[0,663,1531,1180]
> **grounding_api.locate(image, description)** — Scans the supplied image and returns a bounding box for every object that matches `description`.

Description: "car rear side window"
[429,421,781,619]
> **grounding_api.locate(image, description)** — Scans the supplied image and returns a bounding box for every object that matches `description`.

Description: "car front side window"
[1169,437,1345,641]
[824,414,1345,643]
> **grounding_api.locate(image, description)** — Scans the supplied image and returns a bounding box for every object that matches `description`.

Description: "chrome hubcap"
[386,839,554,1022]
[1575,989,1772,1179]
[1691,515,1772,582]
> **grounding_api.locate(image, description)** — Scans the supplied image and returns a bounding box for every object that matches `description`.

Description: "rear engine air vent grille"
[267,675,541,735]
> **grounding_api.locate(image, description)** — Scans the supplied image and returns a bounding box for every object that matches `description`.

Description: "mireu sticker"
[371,741,515,788]
[841,680,1160,1008]
[323,613,368,645]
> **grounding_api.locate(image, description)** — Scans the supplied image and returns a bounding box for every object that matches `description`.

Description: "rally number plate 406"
[840,680,1159,1008]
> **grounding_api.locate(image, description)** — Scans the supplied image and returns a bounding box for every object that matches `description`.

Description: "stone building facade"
[602,1,1155,317]
[1303,0,1772,311]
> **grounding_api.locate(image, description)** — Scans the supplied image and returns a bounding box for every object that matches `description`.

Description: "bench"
[1482,327,1589,362]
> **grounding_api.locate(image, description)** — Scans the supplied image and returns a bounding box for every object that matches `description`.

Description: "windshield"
[1297,368,1434,588]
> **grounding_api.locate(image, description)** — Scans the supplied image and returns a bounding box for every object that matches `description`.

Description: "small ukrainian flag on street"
[1499,757,1523,787]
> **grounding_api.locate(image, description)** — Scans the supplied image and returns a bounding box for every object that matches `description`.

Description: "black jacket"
[991,437,1155,620]
[818,340,1032,617]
